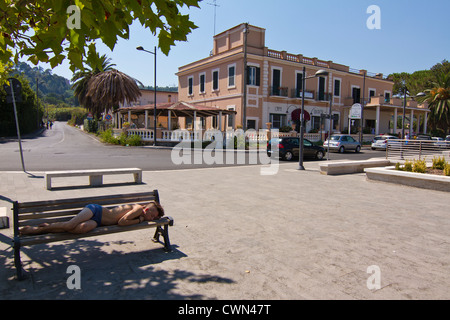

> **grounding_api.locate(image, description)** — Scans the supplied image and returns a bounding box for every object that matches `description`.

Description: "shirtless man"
[20,201,164,235]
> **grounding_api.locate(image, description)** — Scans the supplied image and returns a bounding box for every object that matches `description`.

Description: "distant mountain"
[11,62,78,106]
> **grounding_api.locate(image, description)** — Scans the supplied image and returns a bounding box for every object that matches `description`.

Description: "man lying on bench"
[20,201,165,235]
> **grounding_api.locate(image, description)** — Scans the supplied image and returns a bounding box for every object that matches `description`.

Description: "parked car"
[323,134,361,153]
[371,135,400,150]
[267,137,326,161]
[415,134,432,140]
[432,137,446,148]
[371,135,385,143]
[446,135,450,142]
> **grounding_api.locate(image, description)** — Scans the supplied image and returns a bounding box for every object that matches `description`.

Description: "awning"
[116,101,236,118]
[291,108,311,121]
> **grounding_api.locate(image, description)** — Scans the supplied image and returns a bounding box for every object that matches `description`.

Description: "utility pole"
[4,78,26,172]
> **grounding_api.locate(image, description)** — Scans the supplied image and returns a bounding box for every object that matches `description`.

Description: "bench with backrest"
[12,190,173,280]
[45,168,143,190]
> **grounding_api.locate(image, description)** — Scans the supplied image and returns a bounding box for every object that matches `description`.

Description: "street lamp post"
[299,67,329,170]
[400,86,426,139]
[136,46,157,146]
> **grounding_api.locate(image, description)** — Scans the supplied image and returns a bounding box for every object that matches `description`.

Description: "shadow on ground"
[0,233,234,300]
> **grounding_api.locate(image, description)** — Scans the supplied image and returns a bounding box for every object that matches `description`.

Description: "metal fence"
[386,140,450,162]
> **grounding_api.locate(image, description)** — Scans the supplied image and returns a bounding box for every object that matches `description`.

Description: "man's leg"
[20,207,96,235]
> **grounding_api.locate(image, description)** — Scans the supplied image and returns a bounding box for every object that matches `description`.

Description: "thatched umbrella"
[85,69,142,117]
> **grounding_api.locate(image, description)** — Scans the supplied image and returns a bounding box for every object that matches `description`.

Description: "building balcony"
[270,86,289,97]
[269,86,331,102]
[366,96,427,109]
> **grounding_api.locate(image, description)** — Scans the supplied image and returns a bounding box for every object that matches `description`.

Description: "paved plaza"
[0,161,449,300]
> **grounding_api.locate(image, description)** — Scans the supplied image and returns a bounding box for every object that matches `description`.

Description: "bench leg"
[13,238,26,280]
[134,172,142,184]
[152,225,172,252]
[89,175,103,187]
[46,176,52,190]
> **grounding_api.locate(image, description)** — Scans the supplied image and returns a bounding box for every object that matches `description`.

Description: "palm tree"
[419,72,450,134]
[85,69,143,116]
[71,53,116,115]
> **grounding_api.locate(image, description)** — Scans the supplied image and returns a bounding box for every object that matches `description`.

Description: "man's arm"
[117,205,144,226]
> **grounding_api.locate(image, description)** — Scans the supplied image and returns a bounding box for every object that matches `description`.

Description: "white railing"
[387,140,450,162]
[127,129,154,141]
[120,128,323,143]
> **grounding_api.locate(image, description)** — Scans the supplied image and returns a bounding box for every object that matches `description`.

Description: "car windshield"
[330,136,341,141]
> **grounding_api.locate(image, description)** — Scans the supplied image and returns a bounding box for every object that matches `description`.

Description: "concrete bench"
[320,159,392,175]
[0,207,9,229]
[12,190,173,280]
[45,168,143,190]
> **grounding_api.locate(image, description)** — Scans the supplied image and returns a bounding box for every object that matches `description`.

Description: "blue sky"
[42,0,450,87]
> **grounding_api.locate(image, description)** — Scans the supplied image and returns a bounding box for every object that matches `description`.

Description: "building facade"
[177,23,429,137]
[122,88,178,108]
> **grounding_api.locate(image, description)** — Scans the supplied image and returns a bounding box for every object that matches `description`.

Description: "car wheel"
[315,150,324,160]
[355,146,361,153]
[339,146,345,153]
[283,151,294,161]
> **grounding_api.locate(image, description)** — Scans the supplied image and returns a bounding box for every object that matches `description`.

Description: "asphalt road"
[0,122,385,171]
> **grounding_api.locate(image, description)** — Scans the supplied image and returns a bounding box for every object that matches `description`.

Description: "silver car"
[323,134,361,153]
[371,135,399,150]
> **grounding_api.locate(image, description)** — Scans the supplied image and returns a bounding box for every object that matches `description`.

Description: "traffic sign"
[349,103,362,119]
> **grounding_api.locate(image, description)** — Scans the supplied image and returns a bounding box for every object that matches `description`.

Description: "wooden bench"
[45,168,143,190]
[12,190,173,280]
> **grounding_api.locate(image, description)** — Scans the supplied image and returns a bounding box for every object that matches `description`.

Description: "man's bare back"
[102,204,139,226]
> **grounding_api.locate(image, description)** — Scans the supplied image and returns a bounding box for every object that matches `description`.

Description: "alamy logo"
[366,5,381,30]
[366,265,381,290]
[66,265,81,290]
[170,129,279,175]
[66,5,81,30]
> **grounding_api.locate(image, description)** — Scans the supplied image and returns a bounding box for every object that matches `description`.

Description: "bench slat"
[19,217,173,247]
[17,192,159,214]
[19,215,76,227]
[18,197,157,214]
[45,168,142,176]
[17,200,153,224]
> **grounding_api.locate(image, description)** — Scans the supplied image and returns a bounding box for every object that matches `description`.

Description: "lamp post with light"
[398,83,425,139]
[299,67,329,170]
[136,46,157,146]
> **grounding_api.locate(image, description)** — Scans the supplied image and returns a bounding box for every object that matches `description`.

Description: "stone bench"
[45,168,143,190]
[320,159,392,175]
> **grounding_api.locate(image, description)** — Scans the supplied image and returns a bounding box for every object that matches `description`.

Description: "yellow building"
[177,23,429,137]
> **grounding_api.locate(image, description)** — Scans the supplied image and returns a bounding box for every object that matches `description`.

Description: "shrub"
[280,126,293,133]
[444,163,450,176]
[84,119,98,133]
[125,134,142,146]
[412,159,427,173]
[432,156,447,170]
[99,129,120,145]
[403,160,413,172]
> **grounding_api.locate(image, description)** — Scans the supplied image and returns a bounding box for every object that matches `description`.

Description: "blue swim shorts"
[86,204,103,227]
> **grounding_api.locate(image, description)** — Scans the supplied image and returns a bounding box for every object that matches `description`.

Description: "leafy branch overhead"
[0,0,200,73]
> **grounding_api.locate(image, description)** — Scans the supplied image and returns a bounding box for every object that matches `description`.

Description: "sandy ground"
[0,161,449,300]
